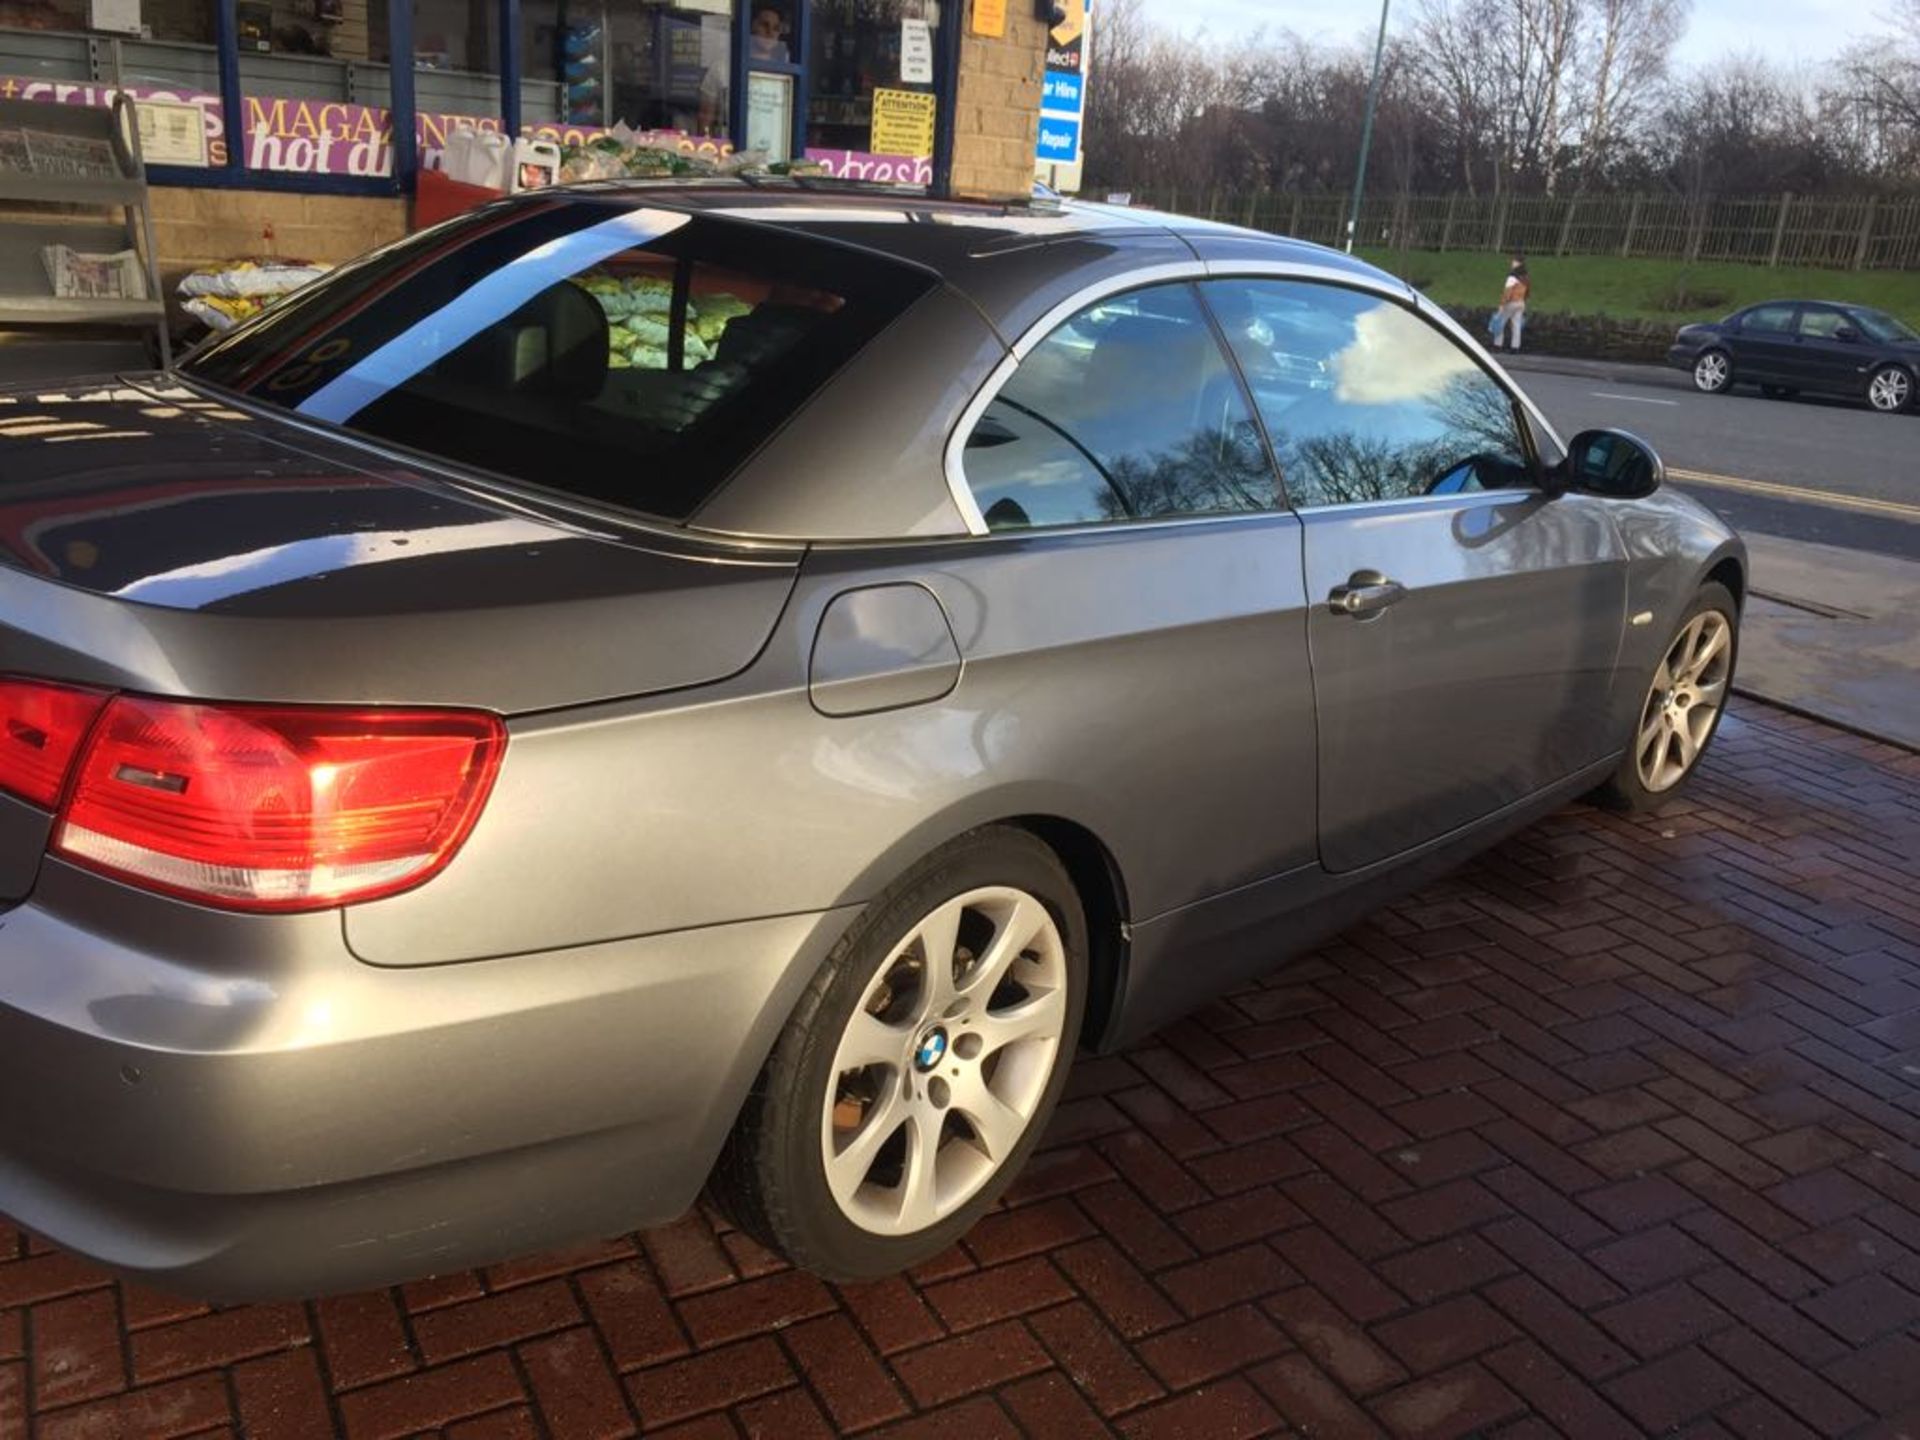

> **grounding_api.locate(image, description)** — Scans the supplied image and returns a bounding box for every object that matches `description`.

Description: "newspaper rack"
[0,92,169,366]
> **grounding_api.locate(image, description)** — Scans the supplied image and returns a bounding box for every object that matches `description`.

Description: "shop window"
[219,0,502,178]
[522,0,731,138]
[230,0,367,97]
[746,3,787,62]
[0,0,211,42]
[806,0,936,158]
[520,0,585,123]
[0,0,217,90]
[365,0,499,114]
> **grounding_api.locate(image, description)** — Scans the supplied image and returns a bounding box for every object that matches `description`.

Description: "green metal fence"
[1122,189,1920,270]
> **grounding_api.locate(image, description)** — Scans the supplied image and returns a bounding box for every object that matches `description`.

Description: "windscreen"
[184,198,936,521]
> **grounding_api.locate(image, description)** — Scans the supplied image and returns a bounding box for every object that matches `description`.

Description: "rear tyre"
[1595,582,1738,813]
[1693,349,1733,394]
[1867,365,1913,414]
[712,826,1087,1280]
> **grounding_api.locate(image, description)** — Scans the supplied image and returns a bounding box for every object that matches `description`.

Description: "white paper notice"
[135,99,209,166]
[900,19,934,84]
[89,0,141,34]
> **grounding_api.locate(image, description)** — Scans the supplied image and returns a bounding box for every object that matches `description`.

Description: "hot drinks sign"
[0,76,924,181]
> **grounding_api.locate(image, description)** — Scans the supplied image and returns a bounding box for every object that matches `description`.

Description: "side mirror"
[1560,428,1664,499]
[1834,324,1860,343]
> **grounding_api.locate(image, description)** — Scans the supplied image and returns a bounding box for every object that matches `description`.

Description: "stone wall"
[948,0,1044,200]
[1442,305,1674,364]
[148,187,408,277]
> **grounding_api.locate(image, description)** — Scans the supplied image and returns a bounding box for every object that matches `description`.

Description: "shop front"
[0,0,957,222]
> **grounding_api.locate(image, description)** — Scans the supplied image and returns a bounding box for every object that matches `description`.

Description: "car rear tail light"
[51,697,504,912]
[0,678,108,809]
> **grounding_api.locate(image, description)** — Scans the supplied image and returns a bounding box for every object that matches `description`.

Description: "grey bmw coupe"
[0,184,1743,1299]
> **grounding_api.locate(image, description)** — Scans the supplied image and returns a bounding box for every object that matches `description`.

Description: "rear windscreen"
[183,199,936,521]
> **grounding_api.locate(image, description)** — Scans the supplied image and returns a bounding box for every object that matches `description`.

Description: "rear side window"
[1740,304,1797,334]
[960,282,1277,531]
[184,201,935,521]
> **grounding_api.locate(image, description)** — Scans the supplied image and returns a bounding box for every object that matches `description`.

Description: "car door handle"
[1329,574,1407,617]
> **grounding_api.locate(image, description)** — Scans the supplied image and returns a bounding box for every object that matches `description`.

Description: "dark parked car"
[0,185,1744,1300]
[1669,300,1920,412]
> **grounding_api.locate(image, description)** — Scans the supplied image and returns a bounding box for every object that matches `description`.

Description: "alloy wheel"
[821,886,1068,1236]
[1869,367,1911,413]
[1693,352,1730,393]
[1634,610,1733,793]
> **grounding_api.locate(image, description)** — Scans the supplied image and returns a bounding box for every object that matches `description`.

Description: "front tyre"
[1867,365,1912,414]
[1693,349,1733,394]
[712,826,1087,1280]
[1596,582,1739,812]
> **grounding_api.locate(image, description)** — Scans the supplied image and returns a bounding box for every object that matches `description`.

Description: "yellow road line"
[1666,466,1920,522]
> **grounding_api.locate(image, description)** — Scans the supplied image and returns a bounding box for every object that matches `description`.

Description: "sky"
[1166,0,1883,72]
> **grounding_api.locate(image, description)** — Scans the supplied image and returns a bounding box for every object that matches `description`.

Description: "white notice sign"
[900,19,934,84]
[89,0,141,34]
[745,71,792,164]
[135,98,209,166]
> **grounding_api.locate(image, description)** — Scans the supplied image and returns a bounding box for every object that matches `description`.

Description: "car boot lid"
[0,377,800,713]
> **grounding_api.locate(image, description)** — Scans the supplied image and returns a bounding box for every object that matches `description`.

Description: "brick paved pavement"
[4,698,1920,1439]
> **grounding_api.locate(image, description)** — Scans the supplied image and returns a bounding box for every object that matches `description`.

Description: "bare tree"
[1408,0,1505,193]
[1833,0,1920,179]
[1579,0,1689,187]
[1513,0,1583,192]
[1078,0,1912,198]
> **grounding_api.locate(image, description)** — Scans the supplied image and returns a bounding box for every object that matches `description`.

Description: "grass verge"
[1355,249,1920,327]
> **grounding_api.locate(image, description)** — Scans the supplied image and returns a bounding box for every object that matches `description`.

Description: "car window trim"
[943,259,1435,538]
[1290,487,1543,517]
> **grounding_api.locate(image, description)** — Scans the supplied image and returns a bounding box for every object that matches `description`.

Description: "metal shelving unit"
[0,91,169,371]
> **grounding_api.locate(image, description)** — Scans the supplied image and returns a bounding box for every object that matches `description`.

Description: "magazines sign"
[0,76,728,176]
[0,75,930,185]
[1035,0,1089,180]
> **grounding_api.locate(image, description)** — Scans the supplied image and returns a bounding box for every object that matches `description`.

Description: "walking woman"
[1493,254,1530,352]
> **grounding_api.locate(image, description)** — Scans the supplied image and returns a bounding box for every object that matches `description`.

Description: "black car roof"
[542,179,1385,334]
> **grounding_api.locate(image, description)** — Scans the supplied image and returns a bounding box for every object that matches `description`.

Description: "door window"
[1796,307,1849,339]
[1740,304,1797,334]
[1203,279,1533,509]
[959,283,1278,531]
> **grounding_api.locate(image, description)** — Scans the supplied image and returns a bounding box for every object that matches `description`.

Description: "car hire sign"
[1034,0,1089,186]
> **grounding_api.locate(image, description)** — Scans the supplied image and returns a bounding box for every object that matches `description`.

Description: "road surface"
[1506,359,1920,561]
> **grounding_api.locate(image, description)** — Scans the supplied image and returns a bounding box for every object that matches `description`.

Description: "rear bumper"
[0,862,857,1300]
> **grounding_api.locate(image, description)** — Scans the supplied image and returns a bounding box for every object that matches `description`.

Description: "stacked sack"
[556,132,829,183]
[573,270,753,369]
[177,259,331,332]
